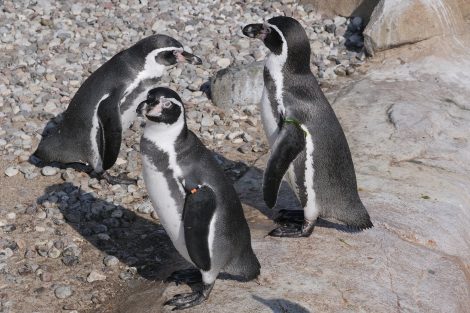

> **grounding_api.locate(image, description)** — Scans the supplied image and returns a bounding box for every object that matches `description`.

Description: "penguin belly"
[142,157,193,264]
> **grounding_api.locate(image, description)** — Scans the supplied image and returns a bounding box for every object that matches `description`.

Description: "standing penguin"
[242,16,372,237]
[137,87,260,310]
[33,34,202,184]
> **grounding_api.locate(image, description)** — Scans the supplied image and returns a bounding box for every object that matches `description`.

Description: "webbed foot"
[164,283,214,310]
[269,218,315,238]
[100,172,137,185]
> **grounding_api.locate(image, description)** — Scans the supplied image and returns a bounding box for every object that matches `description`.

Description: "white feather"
[89,93,109,172]
[300,125,318,221]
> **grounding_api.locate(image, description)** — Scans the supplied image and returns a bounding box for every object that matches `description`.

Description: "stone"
[41,166,58,176]
[217,58,231,68]
[210,62,264,109]
[201,115,214,127]
[103,255,119,267]
[0,248,13,260]
[54,285,73,299]
[364,0,465,55]
[4,167,18,177]
[87,270,107,282]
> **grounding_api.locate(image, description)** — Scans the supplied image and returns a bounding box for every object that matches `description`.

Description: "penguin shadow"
[252,295,311,313]
[235,165,363,233]
[37,182,190,282]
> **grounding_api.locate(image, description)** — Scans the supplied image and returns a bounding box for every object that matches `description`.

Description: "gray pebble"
[54,285,73,299]
[103,255,119,267]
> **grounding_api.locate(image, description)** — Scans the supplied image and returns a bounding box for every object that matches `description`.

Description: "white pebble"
[41,166,58,176]
[4,167,18,177]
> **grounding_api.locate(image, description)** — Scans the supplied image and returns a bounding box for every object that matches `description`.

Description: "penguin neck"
[143,117,187,149]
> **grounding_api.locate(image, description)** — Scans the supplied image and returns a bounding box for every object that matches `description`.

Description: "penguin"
[33,34,202,184]
[137,87,260,310]
[242,16,373,237]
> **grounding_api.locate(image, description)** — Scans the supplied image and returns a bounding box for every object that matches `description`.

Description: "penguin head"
[137,87,184,125]
[242,17,311,72]
[137,34,202,67]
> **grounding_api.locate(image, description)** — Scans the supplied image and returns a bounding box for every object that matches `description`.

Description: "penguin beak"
[176,50,202,65]
[242,23,271,40]
[136,100,148,116]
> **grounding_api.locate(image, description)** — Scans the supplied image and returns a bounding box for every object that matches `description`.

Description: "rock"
[0,248,13,260]
[86,270,107,282]
[103,255,119,267]
[61,255,79,266]
[4,167,18,177]
[41,166,58,176]
[217,58,231,68]
[39,271,52,282]
[137,201,153,214]
[201,115,214,127]
[47,247,61,259]
[300,0,380,21]
[364,0,465,55]
[210,62,264,109]
[334,16,347,26]
[325,23,336,34]
[71,3,83,15]
[54,285,73,299]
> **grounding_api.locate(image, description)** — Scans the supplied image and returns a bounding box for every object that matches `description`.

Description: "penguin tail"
[226,247,260,281]
[33,128,83,166]
[334,199,373,231]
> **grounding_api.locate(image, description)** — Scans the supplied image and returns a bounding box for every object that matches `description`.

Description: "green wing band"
[284,117,307,137]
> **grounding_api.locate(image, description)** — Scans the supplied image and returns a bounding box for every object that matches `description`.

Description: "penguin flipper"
[183,185,217,272]
[97,92,123,171]
[263,124,306,208]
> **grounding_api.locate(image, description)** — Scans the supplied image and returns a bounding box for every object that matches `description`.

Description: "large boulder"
[300,0,380,21]
[459,0,470,19]
[210,62,264,109]
[363,0,465,55]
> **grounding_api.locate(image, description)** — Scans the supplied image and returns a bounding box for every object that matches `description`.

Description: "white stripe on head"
[265,23,288,116]
[119,46,183,105]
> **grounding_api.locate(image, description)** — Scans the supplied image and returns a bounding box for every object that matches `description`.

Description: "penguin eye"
[162,101,172,108]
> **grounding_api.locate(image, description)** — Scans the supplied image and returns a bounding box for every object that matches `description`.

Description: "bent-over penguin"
[243,16,372,237]
[33,34,202,184]
[137,87,260,310]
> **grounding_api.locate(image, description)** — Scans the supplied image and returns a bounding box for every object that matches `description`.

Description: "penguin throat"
[143,116,185,146]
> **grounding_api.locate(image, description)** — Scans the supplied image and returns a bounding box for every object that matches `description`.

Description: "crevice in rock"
[385,103,397,128]
[443,97,470,111]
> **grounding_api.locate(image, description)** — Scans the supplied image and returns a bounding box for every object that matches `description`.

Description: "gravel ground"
[0,1,368,312]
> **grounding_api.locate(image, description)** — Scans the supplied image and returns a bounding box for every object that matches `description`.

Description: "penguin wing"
[183,185,217,271]
[97,91,123,171]
[263,123,306,208]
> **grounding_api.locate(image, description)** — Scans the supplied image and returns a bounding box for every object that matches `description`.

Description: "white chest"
[142,156,192,263]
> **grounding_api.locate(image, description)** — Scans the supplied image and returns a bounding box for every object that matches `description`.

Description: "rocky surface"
[0,0,368,312]
[364,0,465,55]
